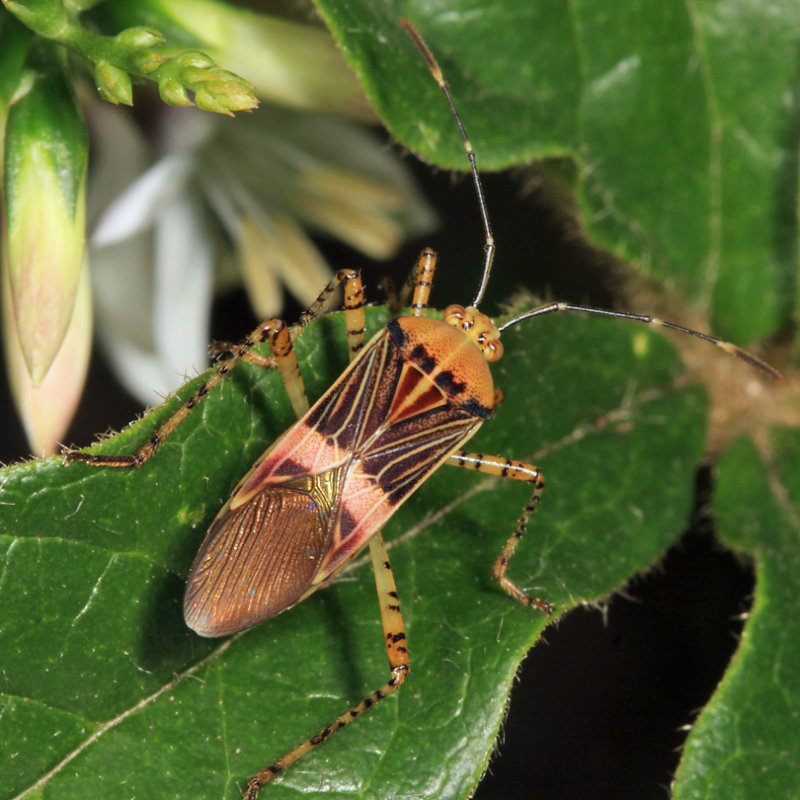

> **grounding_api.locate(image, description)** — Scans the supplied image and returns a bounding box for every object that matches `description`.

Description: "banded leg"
[296,268,365,360]
[249,265,402,794]
[63,321,303,467]
[379,248,437,315]
[212,269,365,366]
[245,532,410,799]
[409,248,437,317]
[62,269,365,467]
[447,450,552,615]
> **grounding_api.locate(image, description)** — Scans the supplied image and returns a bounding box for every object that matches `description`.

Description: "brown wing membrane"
[184,476,338,637]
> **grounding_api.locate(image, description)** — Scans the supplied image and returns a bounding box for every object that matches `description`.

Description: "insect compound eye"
[445,303,478,331]
[473,323,502,361]
[444,304,468,327]
[484,338,503,362]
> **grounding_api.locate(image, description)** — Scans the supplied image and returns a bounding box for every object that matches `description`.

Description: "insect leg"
[245,532,410,799]
[63,320,303,467]
[378,247,438,315]
[447,450,552,615]
[283,268,366,361]
[214,268,366,365]
[63,271,366,467]
[338,269,367,359]
[408,247,437,317]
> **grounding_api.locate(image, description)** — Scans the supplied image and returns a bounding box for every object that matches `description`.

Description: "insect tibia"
[62,449,144,468]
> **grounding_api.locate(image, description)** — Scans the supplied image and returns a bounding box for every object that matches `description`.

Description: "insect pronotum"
[64,18,780,798]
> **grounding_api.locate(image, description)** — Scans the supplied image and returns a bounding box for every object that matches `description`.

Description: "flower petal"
[92,152,194,247]
[153,193,213,392]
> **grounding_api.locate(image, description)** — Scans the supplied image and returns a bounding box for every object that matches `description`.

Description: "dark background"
[0,156,754,800]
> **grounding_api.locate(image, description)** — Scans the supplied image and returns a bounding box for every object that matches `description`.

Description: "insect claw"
[209,340,235,362]
[533,598,554,617]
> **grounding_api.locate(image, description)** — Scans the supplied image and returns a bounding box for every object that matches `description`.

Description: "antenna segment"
[401,19,495,308]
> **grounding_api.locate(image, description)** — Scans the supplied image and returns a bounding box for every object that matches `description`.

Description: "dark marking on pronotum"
[460,396,493,419]
[409,344,436,374]
[434,370,467,395]
[386,318,408,347]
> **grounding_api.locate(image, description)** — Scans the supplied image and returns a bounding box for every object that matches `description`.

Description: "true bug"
[64,19,780,798]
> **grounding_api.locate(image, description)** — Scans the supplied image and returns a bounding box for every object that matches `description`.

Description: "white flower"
[87,101,436,405]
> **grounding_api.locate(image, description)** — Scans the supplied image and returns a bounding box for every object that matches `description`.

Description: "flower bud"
[2,258,92,456]
[4,40,88,385]
[94,60,133,105]
[113,25,165,50]
[158,75,192,107]
[94,0,372,120]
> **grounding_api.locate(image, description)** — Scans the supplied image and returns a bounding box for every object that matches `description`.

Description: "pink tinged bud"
[4,40,88,385]
[2,259,92,456]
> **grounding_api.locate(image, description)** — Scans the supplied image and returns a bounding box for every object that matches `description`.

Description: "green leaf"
[1,307,707,799]
[2,2,793,799]
[674,433,800,798]
[314,0,798,343]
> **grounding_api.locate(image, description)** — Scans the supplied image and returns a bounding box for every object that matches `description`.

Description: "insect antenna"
[403,20,780,383]
[498,302,781,381]
[401,19,494,308]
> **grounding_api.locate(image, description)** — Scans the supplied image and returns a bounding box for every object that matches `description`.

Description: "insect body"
[64,18,779,799]
[185,302,501,637]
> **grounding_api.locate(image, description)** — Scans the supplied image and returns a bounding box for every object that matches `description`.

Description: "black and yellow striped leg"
[296,268,365,360]
[408,248,437,317]
[62,320,305,467]
[62,270,366,467]
[380,247,438,315]
[245,532,409,799]
[446,450,552,615]
[244,268,403,799]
